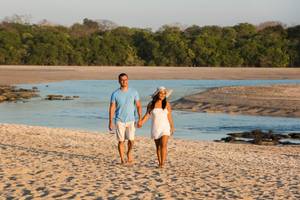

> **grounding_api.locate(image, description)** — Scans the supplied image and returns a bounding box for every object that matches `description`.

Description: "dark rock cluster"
[215,129,300,145]
[45,95,79,101]
[0,85,39,103]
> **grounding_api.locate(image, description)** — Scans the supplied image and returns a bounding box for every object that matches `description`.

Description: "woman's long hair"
[147,93,167,113]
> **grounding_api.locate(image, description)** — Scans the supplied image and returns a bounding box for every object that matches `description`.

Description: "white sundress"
[150,108,171,139]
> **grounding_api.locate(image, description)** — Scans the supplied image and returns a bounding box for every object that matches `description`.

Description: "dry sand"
[0,124,299,199]
[0,65,300,85]
[172,84,300,118]
[1,66,300,199]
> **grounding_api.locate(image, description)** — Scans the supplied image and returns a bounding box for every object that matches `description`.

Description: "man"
[109,73,142,164]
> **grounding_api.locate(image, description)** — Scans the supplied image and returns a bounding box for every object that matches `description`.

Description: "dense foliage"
[0,20,299,67]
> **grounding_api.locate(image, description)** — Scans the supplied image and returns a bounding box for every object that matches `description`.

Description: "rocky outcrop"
[289,133,300,139]
[0,85,39,103]
[215,129,300,145]
[45,95,79,101]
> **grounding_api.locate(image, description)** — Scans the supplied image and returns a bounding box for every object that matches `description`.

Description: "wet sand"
[172,84,300,118]
[0,65,300,84]
[0,124,299,199]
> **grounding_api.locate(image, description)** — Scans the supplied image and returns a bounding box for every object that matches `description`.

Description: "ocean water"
[0,79,300,141]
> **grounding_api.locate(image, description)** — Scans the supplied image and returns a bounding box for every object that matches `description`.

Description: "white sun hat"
[151,86,173,98]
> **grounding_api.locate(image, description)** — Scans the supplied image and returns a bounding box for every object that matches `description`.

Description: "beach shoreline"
[1,65,300,118]
[0,123,299,199]
[1,65,300,85]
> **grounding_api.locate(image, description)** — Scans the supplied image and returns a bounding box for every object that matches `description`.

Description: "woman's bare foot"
[120,160,126,165]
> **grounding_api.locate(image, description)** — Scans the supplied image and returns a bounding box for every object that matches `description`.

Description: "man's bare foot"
[127,153,134,164]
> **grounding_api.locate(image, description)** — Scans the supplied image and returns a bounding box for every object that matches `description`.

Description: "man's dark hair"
[118,73,128,80]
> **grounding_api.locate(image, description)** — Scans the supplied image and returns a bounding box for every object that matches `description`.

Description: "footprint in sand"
[36,187,49,197]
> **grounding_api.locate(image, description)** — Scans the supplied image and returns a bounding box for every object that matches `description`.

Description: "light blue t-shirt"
[110,88,140,123]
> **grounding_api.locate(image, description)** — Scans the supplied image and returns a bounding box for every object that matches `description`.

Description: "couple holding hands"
[109,73,174,168]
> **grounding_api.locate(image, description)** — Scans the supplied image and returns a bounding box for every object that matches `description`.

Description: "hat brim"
[151,88,173,98]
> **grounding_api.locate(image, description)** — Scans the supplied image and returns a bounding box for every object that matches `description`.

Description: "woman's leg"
[160,135,169,168]
[154,139,161,166]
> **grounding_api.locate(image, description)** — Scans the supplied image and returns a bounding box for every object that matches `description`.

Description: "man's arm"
[109,102,116,131]
[135,100,142,121]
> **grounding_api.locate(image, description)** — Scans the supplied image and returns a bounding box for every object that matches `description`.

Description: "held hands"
[137,120,143,128]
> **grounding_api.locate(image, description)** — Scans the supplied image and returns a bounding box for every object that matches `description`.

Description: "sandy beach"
[1,66,300,199]
[0,65,300,85]
[172,84,300,118]
[0,123,299,199]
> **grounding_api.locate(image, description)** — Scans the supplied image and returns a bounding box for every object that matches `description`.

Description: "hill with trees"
[0,17,299,67]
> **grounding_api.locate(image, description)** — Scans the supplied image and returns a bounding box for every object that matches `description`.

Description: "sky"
[0,0,299,30]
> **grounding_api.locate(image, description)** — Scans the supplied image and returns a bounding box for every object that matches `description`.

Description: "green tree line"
[0,19,299,67]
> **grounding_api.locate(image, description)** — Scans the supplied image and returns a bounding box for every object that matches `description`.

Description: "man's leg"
[116,122,126,164]
[126,122,136,164]
[127,140,134,163]
[118,141,125,164]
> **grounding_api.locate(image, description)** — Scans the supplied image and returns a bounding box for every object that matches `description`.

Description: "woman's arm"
[167,102,175,134]
[138,104,151,127]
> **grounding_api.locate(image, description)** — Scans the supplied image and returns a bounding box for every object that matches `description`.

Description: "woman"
[138,86,175,168]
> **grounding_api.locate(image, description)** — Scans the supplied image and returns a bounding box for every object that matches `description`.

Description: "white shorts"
[116,121,136,141]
